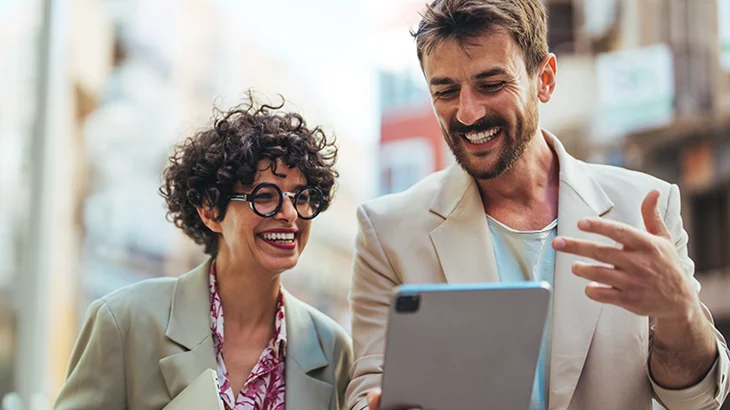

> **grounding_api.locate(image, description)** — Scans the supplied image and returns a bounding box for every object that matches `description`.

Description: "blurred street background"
[0,0,729,409]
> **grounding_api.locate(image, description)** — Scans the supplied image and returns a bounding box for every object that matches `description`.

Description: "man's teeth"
[464,127,500,144]
[262,232,295,243]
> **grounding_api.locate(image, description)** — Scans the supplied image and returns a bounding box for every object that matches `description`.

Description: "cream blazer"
[346,131,730,410]
[54,260,353,410]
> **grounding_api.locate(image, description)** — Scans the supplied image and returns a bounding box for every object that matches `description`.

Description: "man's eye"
[434,89,458,99]
[480,82,506,92]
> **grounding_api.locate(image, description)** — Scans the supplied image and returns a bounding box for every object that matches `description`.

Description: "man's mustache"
[449,116,507,136]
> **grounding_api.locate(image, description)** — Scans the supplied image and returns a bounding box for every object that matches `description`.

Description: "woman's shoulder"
[93,276,179,328]
[306,304,350,343]
[97,260,210,320]
[283,291,351,349]
[283,292,353,398]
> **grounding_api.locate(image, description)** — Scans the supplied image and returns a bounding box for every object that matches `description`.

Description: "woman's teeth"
[262,232,295,244]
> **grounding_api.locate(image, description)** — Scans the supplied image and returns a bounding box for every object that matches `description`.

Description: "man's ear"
[197,205,222,233]
[537,53,557,103]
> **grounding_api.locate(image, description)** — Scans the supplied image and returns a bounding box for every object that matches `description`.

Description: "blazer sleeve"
[649,183,730,410]
[53,299,127,410]
[345,205,401,410]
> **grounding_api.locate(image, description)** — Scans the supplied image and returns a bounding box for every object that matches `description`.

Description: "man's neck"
[477,130,560,230]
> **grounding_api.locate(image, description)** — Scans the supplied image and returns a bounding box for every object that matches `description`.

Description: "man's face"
[422,30,543,180]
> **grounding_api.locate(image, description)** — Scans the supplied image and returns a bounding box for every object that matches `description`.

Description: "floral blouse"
[209,262,287,409]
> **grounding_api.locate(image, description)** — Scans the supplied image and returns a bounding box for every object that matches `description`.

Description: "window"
[378,71,429,112]
[379,137,435,195]
[547,3,576,55]
[691,187,730,273]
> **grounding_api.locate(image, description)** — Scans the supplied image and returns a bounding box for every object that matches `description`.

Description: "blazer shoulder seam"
[359,204,401,283]
[98,299,128,402]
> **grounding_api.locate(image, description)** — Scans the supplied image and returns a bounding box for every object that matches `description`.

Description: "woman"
[54,93,352,410]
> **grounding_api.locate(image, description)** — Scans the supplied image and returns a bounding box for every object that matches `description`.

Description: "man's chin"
[456,156,504,180]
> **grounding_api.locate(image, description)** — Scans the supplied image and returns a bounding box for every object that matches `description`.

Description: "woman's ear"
[197,205,222,233]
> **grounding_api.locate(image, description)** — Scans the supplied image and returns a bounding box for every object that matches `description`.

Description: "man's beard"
[444,97,540,180]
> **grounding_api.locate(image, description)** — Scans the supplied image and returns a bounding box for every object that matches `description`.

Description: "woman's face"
[204,159,313,275]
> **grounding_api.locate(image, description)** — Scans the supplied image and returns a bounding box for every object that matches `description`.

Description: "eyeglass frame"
[228,182,325,220]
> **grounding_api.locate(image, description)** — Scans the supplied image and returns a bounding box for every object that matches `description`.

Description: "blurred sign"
[583,0,617,38]
[720,0,730,72]
[592,43,675,142]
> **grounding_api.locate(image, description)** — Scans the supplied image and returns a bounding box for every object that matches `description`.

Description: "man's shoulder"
[579,160,673,193]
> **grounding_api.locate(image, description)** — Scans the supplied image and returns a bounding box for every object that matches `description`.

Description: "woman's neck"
[213,249,281,329]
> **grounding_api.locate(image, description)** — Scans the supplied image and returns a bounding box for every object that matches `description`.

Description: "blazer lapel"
[429,164,500,284]
[545,132,614,410]
[159,260,217,399]
[283,290,333,410]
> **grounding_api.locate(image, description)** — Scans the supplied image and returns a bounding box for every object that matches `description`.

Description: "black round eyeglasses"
[228,183,325,220]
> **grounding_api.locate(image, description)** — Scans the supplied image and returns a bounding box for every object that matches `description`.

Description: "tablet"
[163,368,224,410]
[380,282,551,410]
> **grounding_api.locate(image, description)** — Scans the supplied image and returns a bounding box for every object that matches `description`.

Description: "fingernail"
[553,237,566,249]
[578,219,590,229]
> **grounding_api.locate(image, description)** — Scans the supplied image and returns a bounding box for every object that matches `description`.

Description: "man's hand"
[366,389,421,410]
[366,389,381,410]
[552,190,699,319]
[553,190,718,388]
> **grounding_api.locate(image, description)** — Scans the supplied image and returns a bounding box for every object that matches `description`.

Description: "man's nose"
[456,87,486,126]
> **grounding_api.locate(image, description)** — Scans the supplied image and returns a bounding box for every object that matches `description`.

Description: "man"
[346,1,730,409]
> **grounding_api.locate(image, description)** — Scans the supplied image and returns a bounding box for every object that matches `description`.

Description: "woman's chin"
[254,240,302,272]
[260,256,299,274]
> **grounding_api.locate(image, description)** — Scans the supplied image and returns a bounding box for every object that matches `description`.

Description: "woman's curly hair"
[160,92,339,256]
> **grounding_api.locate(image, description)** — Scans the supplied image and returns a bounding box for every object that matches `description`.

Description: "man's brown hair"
[412,0,549,75]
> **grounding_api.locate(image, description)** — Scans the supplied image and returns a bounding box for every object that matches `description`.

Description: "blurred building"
[0,0,40,402]
[0,0,105,404]
[372,0,454,196]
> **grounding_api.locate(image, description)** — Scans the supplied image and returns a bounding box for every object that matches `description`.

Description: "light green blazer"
[54,260,353,410]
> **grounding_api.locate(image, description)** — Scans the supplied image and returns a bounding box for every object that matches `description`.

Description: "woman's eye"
[254,193,276,201]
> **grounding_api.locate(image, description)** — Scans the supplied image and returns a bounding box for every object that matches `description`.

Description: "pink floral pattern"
[209,262,287,410]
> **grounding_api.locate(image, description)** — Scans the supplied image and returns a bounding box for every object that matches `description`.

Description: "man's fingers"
[584,281,623,305]
[367,389,421,410]
[572,262,631,289]
[575,218,649,249]
[641,190,670,238]
[553,237,628,268]
[367,389,382,410]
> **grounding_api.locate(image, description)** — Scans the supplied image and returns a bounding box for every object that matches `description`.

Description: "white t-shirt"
[487,215,557,410]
